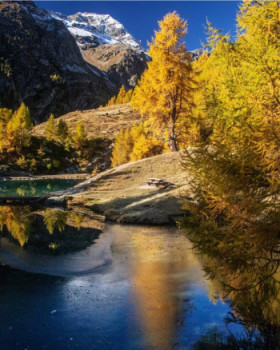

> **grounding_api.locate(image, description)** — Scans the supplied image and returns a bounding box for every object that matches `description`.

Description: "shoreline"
[0,173,90,181]
[0,153,190,226]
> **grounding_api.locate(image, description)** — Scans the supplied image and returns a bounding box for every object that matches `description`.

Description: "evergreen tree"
[111,128,133,167]
[131,12,195,151]
[0,108,12,124]
[105,86,134,107]
[106,96,117,107]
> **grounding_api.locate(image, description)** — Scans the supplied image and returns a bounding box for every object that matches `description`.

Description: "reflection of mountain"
[186,221,280,349]
[0,206,102,254]
[129,231,196,350]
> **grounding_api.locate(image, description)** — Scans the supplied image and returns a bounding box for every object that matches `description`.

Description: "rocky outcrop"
[0,2,115,123]
[190,48,208,60]
[81,43,147,89]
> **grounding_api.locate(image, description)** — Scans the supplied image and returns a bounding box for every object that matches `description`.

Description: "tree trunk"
[169,122,178,152]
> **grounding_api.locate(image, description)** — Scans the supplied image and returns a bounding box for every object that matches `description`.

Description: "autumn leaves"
[111,11,196,166]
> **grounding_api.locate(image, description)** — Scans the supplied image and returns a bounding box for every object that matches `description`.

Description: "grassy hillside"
[67,151,190,225]
[33,104,142,140]
[32,103,143,173]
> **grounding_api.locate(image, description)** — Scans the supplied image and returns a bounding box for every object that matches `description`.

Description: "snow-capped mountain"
[51,11,141,50]
[50,10,147,91]
[0,1,148,122]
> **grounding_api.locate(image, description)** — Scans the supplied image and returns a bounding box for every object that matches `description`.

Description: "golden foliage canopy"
[111,122,169,167]
[131,11,196,151]
[183,0,280,235]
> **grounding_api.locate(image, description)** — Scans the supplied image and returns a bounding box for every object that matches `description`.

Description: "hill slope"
[32,103,143,172]
[33,103,142,140]
[60,151,190,225]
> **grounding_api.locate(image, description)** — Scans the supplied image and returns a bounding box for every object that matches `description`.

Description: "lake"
[0,179,77,197]
[0,203,272,349]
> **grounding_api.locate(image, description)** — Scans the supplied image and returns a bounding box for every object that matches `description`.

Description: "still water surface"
[0,204,277,349]
[0,179,76,197]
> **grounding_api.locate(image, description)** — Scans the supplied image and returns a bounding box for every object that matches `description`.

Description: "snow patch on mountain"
[51,11,141,50]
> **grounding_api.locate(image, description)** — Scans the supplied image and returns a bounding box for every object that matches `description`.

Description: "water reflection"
[0,179,76,197]
[0,205,102,254]
[0,223,246,349]
[186,222,280,349]
[130,232,190,349]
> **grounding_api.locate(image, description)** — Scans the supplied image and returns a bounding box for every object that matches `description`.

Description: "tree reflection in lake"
[0,206,31,246]
[43,208,68,234]
[185,219,280,349]
[0,205,102,254]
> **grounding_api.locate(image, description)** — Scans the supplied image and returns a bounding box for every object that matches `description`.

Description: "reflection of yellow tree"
[30,184,36,195]
[74,213,84,231]
[130,232,195,350]
[186,222,280,348]
[43,209,68,234]
[0,206,31,246]
[16,186,27,197]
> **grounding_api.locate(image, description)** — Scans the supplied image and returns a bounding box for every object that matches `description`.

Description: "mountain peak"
[51,11,141,50]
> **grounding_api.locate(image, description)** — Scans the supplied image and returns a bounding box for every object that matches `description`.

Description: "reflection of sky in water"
[177,288,243,348]
[0,179,76,197]
[0,224,246,349]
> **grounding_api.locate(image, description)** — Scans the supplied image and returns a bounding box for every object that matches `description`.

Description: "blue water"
[0,224,246,350]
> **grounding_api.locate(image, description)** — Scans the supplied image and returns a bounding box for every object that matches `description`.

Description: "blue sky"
[35,1,240,51]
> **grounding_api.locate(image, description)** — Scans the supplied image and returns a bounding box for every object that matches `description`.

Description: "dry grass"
[69,151,191,225]
[33,104,142,140]
[33,104,190,224]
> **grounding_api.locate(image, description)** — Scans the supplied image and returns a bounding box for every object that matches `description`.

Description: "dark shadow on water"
[0,264,64,288]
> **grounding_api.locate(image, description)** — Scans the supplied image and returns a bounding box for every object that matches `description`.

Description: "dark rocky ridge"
[0,1,115,123]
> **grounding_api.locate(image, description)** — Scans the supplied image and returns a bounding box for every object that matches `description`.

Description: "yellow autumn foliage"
[106,85,134,106]
[131,11,196,152]
[111,122,168,167]
[182,0,280,236]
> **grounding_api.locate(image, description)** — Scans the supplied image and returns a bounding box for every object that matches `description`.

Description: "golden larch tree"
[73,122,88,149]
[131,12,195,151]
[44,114,57,141]
[6,103,32,153]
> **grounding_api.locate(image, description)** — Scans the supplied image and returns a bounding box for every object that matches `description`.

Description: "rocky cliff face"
[0,1,147,123]
[52,11,148,90]
[81,43,147,89]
